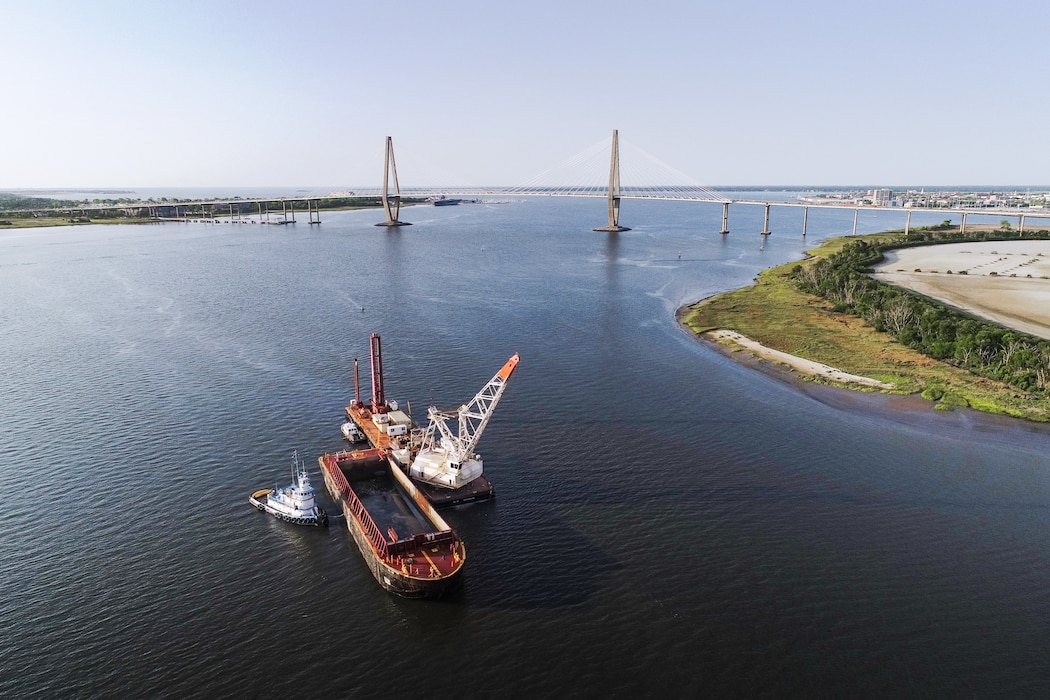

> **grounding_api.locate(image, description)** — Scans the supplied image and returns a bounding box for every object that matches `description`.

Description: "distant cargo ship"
[432,196,461,206]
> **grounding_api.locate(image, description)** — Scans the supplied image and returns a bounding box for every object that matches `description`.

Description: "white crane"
[409,353,520,489]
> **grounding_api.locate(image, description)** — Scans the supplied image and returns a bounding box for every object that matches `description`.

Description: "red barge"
[323,333,518,597]
[319,449,465,598]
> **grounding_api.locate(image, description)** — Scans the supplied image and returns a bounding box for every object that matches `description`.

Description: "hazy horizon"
[5,0,1049,188]
[6,185,1050,197]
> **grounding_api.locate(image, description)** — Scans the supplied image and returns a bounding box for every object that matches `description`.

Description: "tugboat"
[250,451,329,526]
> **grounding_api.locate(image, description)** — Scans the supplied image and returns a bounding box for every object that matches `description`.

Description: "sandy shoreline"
[703,329,896,389]
[686,240,1050,390]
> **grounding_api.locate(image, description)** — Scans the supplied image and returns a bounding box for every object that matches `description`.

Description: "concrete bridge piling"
[376,136,410,227]
[593,129,631,232]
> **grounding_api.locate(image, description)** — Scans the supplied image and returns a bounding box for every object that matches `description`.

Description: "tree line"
[791,228,1050,393]
[0,193,404,219]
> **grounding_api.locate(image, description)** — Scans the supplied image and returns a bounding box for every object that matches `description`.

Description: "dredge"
[320,333,518,598]
[343,333,519,508]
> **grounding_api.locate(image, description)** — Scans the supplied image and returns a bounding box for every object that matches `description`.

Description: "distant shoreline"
[0,202,408,230]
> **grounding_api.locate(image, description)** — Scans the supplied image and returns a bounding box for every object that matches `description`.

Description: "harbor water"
[4,196,1050,696]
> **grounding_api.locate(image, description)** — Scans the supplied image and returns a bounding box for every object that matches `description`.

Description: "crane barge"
[342,333,519,507]
[321,333,517,597]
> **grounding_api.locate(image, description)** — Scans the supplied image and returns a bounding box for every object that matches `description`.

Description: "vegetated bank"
[678,223,1050,421]
[0,192,418,229]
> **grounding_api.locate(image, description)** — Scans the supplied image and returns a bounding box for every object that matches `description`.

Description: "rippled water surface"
[4,198,1050,697]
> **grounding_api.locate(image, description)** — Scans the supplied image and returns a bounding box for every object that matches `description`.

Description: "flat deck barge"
[319,449,465,599]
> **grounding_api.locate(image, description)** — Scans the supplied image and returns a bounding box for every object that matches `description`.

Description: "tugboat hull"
[249,489,328,526]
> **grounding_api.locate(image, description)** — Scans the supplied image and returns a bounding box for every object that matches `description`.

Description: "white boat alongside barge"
[249,451,329,527]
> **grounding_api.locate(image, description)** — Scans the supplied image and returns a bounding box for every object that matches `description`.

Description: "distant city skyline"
[4,0,1049,188]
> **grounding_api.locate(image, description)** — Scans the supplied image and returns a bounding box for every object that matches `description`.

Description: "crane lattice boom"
[410,353,519,489]
[420,353,519,464]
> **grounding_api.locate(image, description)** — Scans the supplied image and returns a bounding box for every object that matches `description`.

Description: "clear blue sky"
[3,0,1047,188]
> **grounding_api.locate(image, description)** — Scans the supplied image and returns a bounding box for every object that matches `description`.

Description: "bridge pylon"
[593,129,631,232]
[375,136,411,228]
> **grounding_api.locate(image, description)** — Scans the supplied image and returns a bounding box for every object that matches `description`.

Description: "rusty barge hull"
[412,475,495,507]
[344,403,495,508]
[319,451,465,599]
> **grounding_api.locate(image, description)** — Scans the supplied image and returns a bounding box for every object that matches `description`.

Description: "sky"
[3,0,1049,189]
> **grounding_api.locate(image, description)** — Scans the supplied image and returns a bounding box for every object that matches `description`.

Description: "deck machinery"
[408,353,520,490]
[346,333,519,507]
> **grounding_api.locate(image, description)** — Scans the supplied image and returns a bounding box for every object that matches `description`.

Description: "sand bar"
[872,241,1050,340]
[707,330,895,389]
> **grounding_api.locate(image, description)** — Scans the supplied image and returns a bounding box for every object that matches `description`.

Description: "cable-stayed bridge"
[13,130,1050,236]
[347,132,1050,235]
[344,131,725,232]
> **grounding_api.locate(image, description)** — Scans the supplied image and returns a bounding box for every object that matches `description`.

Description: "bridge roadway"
[8,188,1050,235]
[9,129,1049,231]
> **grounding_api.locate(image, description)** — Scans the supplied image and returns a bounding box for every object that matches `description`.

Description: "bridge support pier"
[309,199,321,225]
[719,201,729,235]
[760,203,771,235]
[852,208,859,236]
[961,212,967,236]
[1020,214,1025,236]
[802,206,808,237]
[905,209,912,237]
[594,129,631,232]
[376,136,411,227]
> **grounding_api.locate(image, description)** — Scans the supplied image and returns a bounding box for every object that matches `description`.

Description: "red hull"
[319,452,465,599]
